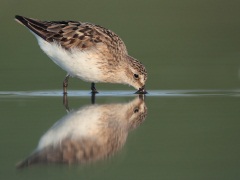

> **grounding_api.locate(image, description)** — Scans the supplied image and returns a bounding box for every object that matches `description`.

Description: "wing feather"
[15,15,127,55]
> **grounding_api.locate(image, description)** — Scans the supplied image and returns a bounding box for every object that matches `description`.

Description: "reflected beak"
[135,86,147,94]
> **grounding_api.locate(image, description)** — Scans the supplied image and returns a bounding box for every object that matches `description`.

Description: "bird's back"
[15,15,127,54]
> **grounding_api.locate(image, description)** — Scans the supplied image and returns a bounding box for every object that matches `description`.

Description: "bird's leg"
[91,93,96,104]
[63,74,70,94]
[63,93,70,112]
[91,83,97,104]
[91,82,98,94]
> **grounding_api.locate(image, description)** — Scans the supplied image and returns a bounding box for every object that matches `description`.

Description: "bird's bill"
[135,86,147,94]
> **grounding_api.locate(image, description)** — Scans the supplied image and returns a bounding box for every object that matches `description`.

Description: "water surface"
[0,90,240,179]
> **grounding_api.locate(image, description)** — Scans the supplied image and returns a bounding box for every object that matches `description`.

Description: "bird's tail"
[15,15,48,41]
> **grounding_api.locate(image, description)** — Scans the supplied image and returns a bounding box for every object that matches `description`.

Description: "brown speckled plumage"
[15,16,127,54]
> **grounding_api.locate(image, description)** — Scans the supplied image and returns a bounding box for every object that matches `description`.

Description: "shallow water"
[1,90,240,179]
[1,89,240,97]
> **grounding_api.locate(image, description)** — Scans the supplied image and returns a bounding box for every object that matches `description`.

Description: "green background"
[1,0,239,91]
[1,0,240,179]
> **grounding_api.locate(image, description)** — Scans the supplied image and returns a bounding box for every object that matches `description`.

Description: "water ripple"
[0,89,239,98]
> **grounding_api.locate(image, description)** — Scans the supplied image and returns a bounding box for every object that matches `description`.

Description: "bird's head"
[124,56,147,94]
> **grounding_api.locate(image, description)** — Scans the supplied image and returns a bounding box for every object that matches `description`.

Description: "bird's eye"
[134,107,139,113]
[134,74,139,79]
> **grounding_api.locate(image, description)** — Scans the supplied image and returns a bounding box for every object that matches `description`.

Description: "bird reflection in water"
[17,95,147,168]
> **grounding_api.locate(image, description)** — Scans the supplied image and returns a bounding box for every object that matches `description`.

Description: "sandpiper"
[15,15,147,94]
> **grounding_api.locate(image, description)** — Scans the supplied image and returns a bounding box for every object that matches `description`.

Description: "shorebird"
[15,15,147,94]
[16,96,147,168]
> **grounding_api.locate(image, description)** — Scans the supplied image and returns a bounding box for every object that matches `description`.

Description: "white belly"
[37,37,103,82]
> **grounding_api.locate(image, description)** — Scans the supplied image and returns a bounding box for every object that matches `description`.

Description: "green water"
[1,93,240,180]
[1,0,240,179]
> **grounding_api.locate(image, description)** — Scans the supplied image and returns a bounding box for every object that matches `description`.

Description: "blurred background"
[1,0,239,91]
[1,0,240,180]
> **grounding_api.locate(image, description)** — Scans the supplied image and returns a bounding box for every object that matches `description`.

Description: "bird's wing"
[15,15,127,53]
